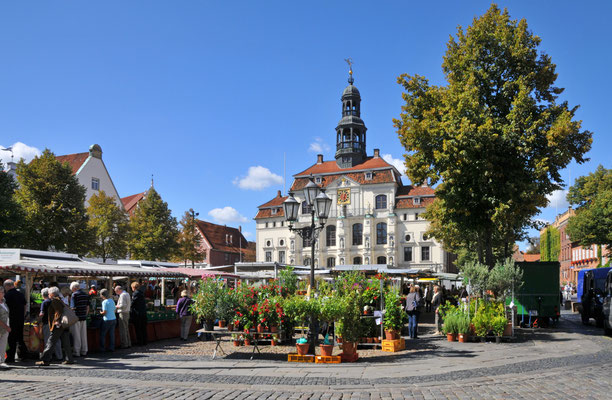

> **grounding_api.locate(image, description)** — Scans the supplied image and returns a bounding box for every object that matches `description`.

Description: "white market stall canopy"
[0,249,185,278]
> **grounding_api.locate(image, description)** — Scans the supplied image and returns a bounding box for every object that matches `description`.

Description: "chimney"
[277,190,282,197]
[373,149,380,158]
[317,154,324,164]
[89,144,102,159]
[239,225,242,233]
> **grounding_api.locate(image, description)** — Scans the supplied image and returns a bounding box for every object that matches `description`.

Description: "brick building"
[195,220,249,266]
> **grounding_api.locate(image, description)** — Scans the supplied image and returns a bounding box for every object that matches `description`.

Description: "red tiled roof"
[255,208,285,220]
[523,253,541,262]
[55,152,89,174]
[196,220,248,254]
[395,196,435,209]
[290,169,396,191]
[121,192,145,216]
[294,157,395,177]
[396,185,435,197]
[258,190,288,208]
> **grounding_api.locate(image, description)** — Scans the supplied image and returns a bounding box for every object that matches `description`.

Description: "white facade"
[73,145,123,209]
[256,167,447,273]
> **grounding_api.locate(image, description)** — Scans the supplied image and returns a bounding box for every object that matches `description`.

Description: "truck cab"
[603,270,612,335]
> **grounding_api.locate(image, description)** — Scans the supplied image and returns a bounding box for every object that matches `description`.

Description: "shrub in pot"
[492,315,508,342]
[383,289,407,340]
[337,292,363,353]
[456,314,470,342]
[442,313,458,341]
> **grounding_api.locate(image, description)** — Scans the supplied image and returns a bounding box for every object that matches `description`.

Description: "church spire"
[335,59,367,168]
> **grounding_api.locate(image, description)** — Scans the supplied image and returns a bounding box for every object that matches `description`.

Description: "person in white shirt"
[115,286,132,349]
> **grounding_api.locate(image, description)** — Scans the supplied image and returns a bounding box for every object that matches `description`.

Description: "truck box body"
[509,261,560,319]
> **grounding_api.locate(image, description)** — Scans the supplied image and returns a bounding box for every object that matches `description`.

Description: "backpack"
[61,304,79,328]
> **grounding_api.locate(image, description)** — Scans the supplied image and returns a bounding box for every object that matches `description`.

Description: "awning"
[161,267,239,279]
[0,260,186,278]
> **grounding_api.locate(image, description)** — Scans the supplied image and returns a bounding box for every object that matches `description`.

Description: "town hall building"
[255,70,451,272]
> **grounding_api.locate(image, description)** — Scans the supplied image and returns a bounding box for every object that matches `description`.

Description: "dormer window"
[315,176,322,184]
[271,208,278,215]
[365,171,372,180]
[413,197,421,205]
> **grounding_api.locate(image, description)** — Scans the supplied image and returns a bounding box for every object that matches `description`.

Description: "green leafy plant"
[492,315,508,337]
[190,277,222,323]
[336,292,363,343]
[456,313,470,335]
[442,313,457,335]
[383,289,407,332]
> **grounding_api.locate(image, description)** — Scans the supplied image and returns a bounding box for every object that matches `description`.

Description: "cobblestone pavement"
[3,312,612,399]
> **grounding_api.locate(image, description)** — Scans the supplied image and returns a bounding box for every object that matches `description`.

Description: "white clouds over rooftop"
[208,206,248,224]
[308,137,330,153]
[233,166,283,191]
[0,142,41,165]
[382,153,406,176]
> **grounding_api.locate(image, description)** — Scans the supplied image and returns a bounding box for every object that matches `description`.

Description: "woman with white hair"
[39,288,62,361]
[37,287,74,366]
[0,285,11,369]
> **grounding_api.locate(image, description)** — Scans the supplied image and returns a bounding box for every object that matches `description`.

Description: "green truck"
[506,261,561,328]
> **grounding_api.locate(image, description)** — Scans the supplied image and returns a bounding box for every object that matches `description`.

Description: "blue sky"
[1,1,610,246]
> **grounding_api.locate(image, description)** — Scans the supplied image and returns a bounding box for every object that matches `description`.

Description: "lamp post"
[190,208,199,268]
[283,178,332,353]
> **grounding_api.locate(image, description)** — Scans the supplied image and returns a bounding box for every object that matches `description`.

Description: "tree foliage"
[540,226,560,262]
[128,187,179,261]
[0,162,24,247]
[87,190,129,262]
[566,165,612,259]
[393,4,592,267]
[15,150,92,254]
[177,209,205,265]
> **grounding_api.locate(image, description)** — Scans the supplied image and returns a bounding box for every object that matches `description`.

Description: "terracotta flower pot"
[227,323,234,332]
[244,338,252,346]
[337,337,343,343]
[319,344,333,357]
[271,339,278,346]
[447,333,457,342]
[219,320,226,328]
[385,330,399,340]
[296,343,310,356]
[458,333,467,343]
[341,341,357,355]
[373,337,380,343]
[233,340,241,347]
[257,324,265,333]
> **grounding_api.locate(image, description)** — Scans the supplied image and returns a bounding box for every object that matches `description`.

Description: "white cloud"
[233,166,283,191]
[243,231,253,239]
[208,206,248,224]
[382,153,406,176]
[546,189,569,210]
[0,142,41,165]
[308,137,331,153]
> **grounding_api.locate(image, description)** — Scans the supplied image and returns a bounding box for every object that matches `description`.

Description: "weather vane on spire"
[344,57,354,84]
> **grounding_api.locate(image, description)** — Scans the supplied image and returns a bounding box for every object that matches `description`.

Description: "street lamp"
[283,177,332,353]
[190,209,199,268]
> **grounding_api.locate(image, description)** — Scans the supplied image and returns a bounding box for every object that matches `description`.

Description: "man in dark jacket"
[3,279,27,363]
[37,286,74,366]
[131,282,148,346]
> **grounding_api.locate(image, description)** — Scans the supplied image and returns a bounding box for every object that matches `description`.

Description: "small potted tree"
[492,315,507,343]
[383,289,406,340]
[190,277,221,338]
[320,297,343,357]
[456,313,470,343]
[443,313,458,341]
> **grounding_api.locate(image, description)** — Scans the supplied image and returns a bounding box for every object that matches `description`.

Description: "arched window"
[353,257,362,265]
[375,195,387,210]
[376,222,387,244]
[377,256,387,265]
[327,257,336,268]
[352,223,363,246]
[304,257,311,266]
[326,225,336,247]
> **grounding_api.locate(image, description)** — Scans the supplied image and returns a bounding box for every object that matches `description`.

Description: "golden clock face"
[337,188,350,205]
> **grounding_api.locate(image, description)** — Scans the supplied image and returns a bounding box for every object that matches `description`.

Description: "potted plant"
[472,310,490,342]
[190,277,221,335]
[271,334,279,346]
[320,297,342,357]
[336,292,362,354]
[456,313,470,343]
[283,295,320,355]
[492,315,508,343]
[383,289,406,340]
[243,333,252,346]
[231,333,242,346]
[443,313,458,341]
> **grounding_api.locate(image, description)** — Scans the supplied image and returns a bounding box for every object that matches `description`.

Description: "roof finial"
[151,174,154,188]
[344,57,354,84]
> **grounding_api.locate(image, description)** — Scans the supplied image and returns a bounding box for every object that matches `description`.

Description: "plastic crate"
[340,352,359,362]
[315,355,341,364]
[288,353,315,363]
[381,338,405,352]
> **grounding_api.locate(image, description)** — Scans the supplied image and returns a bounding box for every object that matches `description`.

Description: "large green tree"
[177,209,205,266]
[0,161,24,247]
[393,4,592,267]
[566,165,611,263]
[128,187,179,261]
[15,149,92,254]
[87,190,129,262]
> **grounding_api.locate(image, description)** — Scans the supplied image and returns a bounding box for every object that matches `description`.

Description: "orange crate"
[315,355,341,364]
[340,352,359,362]
[382,338,405,352]
[288,353,315,363]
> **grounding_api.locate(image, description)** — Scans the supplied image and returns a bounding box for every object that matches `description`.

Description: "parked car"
[603,269,612,335]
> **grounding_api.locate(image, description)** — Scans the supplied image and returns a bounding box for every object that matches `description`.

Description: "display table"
[196,327,269,360]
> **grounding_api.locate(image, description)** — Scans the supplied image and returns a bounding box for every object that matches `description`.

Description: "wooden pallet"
[315,355,341,364]
[381,338,405,352]
[288,353,315,363]
[340,352,359,362]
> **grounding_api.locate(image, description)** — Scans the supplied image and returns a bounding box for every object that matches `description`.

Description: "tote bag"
[61,305,79,328]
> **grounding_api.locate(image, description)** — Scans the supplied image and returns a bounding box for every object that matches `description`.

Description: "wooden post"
[161,277,166,306]
[25,272,32,316]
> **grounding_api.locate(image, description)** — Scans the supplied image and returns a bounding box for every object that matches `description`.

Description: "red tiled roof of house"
[258,190,288,208]
[121,192,145,216]
[55,152,89,174]
[395,196,435,209]
[294,157,395,177]
[254,208,285,220]
[196,220,248,254]
[396,185,435,197]
[290,169,397,191]
[523,253,541,262]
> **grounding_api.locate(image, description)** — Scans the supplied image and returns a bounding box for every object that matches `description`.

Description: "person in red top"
[89,285,97,296]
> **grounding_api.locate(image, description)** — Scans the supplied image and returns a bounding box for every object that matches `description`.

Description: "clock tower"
[335,64,367,168]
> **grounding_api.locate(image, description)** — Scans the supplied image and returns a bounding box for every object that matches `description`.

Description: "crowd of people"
[0,278,151,368]
[402,283,463,339]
